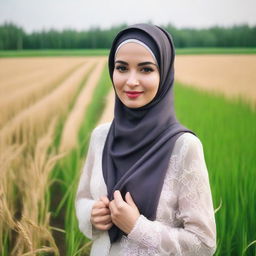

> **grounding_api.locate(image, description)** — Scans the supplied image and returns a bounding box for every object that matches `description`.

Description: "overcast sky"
[1,0,256,33]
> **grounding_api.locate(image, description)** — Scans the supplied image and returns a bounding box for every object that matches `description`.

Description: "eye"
[141,67,154,73]
[115,65,127,72]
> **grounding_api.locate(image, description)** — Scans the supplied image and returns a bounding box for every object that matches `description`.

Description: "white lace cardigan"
[75,122,216,256]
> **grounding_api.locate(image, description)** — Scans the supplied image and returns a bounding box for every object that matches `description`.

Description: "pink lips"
[125,91,143,99]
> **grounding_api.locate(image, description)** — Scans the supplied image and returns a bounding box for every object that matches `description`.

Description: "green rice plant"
[50,64,111,255]
[176,47,256,55]
[174,82,256,256]
[41,62,95,255]
[51,66,255,255]
[0,49,110,58]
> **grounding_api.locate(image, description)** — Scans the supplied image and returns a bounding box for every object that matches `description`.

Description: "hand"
[90,196,113,231]
[109,190,140,234]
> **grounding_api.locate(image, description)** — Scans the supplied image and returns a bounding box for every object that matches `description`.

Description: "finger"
[100,196,110,206]
[125,192,137,207]
[93,200,105,209]
[96,222,113,231]
[104,222,113,230]
[113,190,125,209]
[94,214,112,224]
[91,207,110,217]
[109,200,117,214]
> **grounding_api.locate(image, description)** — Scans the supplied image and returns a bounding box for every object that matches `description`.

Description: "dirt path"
[175,55,256,107]
[60,57,106,151]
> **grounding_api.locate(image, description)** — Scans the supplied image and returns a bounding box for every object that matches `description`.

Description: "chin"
[120,99,140,108]
[126,102,144,108]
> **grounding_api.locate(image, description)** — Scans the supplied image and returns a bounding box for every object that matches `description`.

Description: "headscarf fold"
[102,23,196,243]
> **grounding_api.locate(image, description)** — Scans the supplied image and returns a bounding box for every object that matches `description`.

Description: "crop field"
[175,55,256,109]
[0,54,255,256]
[1,47,256,58]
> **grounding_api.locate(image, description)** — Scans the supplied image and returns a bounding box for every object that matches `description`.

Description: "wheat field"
[0,54,255,255]
[0,56,108,255]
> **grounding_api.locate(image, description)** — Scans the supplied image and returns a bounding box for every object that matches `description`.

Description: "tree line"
[0,22,256,50]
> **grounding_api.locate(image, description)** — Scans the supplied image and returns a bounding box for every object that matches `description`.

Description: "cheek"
[144,74,160,94]
[113,71,123,91]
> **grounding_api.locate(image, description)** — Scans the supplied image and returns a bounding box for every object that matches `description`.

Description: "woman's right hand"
[90,196,113,231]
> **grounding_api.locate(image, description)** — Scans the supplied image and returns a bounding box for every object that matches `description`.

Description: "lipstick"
[125,91,143,99]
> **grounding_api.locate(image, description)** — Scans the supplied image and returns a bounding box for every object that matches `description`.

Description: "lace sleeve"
[126,135,216,256]
[75,129,101,240]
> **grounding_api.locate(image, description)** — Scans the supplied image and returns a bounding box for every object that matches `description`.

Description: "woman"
[75,23,216,256]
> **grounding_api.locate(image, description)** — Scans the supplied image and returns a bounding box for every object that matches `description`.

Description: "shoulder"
[169,133,209,180]
[175,132,204,159]
[92,122,111,136]
[176,132,203,148]
[90,122,111,144]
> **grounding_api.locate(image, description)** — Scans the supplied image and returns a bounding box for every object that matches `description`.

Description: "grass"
[48,64,97,254]
[56,74,256,255]
[0,49,110,57]
[174,82,256,256]
[0,47,256,58]
[1,55,255,255]
[176,47,256,55]
[50,64,111,256]
[54,71,256,255]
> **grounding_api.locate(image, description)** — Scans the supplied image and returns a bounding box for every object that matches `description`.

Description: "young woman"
[75,23,216,256]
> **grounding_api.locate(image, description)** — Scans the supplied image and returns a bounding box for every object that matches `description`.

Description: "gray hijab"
[102,23,196,243]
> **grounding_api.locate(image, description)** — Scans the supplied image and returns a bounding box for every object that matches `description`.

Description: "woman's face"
[113,42,160,108]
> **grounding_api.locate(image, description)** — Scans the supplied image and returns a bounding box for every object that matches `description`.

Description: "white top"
[75,122,217,256]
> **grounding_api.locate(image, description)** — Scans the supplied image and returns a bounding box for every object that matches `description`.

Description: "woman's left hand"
[109,190,140,234]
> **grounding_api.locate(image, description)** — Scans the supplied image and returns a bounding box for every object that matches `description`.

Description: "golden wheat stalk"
[9,119,63,255]
[0,61,94,148]
[0,57,87,93]
[0,61,84,128]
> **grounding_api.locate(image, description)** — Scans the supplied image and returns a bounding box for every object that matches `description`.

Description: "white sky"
[0,0,256,33]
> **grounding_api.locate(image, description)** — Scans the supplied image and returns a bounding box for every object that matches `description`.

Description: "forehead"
[115,42,156,63]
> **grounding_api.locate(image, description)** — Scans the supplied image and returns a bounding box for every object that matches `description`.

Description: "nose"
[126,71,139,87]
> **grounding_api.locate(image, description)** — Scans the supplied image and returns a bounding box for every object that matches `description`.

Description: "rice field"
[175,55,256,109]
[0,54,255,256]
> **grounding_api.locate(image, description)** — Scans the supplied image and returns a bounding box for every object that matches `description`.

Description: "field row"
[1,55,255,255]
[0,56,109,256]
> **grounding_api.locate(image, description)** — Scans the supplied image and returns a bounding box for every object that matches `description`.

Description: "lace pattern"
[121,235,159,256]
[118,133,216,255]
[75,124,216,256]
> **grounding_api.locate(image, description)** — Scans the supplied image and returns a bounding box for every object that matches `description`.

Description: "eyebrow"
[115,60,157,67]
